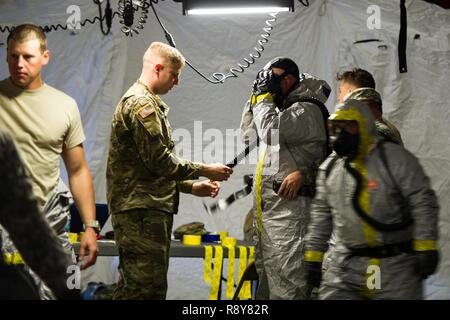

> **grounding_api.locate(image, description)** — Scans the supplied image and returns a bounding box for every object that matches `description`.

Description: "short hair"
[7,24,47,53]
[337,68,376,89]
[146,42,185,70]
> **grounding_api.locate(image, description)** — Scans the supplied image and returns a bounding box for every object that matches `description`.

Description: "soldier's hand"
[78,228,99,270]
[192,180,220,198]
[278,170,303,200]
[200,164,233,181]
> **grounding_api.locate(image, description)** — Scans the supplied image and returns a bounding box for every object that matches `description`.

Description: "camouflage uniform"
[0,131,74,299]
[173,222,206,240]
[107,80,202,299]
[345,87,404,146]
[375,118,403,146]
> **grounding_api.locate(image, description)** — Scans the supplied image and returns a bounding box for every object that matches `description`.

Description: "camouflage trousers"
[111,208,173,300]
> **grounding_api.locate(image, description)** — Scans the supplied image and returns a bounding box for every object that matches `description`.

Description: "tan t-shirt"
[0,78,85,207]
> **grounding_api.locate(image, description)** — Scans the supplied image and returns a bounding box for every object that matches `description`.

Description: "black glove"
[252,69,273,96]
[303,261,322,288]
[415,250,439,279]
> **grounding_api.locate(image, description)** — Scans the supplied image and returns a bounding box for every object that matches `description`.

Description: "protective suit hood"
[284,73,331,107]
[329,99,378,161]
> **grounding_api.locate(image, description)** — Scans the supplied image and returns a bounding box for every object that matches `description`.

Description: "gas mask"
[252,68,287,106]
[330,123,360,159]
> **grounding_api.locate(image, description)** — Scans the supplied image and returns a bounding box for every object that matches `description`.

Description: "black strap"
[345,144,413,231]
[204,179,253,215]
[325,154,339,178]
[291,96,332,157]
[226,137,259,168]
[348,241,413,259]
[399,0,408,73]
[228,96,330,169]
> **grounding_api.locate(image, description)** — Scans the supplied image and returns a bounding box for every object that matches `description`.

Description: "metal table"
[73,239,252,258]
[73,239,255,299]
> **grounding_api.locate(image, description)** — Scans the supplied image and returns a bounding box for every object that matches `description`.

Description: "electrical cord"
[149,1,280,84]
[0,25,13,33]
[0,0,118,35]
[118,0,150,36]
[93,0,113,35]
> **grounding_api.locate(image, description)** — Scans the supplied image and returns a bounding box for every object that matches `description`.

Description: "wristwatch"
[83,220,100,232]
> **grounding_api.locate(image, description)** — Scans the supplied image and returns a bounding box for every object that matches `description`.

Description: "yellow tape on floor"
[204,245,213,284]
[208,246,223,300]
[237,246,250,299]
[205,242,255,300]
[242,246,255,298]
[223,238,237,299]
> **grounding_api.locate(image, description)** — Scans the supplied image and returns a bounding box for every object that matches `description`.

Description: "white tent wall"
[0,0,449,299]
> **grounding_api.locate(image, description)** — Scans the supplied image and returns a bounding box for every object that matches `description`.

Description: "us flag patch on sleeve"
[139,105,155,118]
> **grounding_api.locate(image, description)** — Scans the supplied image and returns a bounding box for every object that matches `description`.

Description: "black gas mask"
[252,68,287,106]
[329,121,360,159]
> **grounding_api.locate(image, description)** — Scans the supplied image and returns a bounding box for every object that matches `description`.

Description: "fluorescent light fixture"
[187,7,291,15]
[180,0,294,15]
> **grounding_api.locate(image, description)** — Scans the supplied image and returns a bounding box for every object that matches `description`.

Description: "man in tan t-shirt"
[0,24,98,298]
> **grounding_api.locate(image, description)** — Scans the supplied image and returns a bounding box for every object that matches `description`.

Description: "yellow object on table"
[68,233,79,244]
[183,234,201,246]
[217,231,228,242]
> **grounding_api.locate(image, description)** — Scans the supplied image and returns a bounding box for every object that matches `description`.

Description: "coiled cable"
[0,0,118,35]
[118,0,150,37]
[149,1,280,84]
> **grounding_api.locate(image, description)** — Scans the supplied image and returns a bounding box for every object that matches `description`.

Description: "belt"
[2,252,25,265]
[348,241,413,259]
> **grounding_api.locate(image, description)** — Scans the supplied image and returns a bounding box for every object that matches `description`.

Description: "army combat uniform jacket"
[107,81,202,215]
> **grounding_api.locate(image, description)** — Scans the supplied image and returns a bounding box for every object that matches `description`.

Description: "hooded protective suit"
[303,99,439,299]
[240,73,330,299]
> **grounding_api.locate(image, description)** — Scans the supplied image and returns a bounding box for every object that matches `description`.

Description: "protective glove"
[303,261,322,288]
[252,69,273,96]
[415,250,439,279]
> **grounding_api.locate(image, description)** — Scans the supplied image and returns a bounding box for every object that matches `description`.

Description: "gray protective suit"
[0,131,73,299]
[303,99,439,299]
[1,178,75,299]
[240,74,330,299]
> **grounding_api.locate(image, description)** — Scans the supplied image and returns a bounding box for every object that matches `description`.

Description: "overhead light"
[179,0,294,15]
[187,7,291,15]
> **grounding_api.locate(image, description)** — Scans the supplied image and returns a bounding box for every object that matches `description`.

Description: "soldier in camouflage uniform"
[107,42,233,300]
[345,87,403,145]
[337,68,403,145]
[0,130,77,299]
